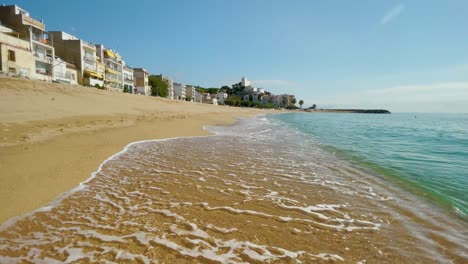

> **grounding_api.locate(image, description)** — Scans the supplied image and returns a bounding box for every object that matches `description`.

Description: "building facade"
[49,31,103,87]
[122,65,134,93]
[53,56,78,85]
[133,68,151,95]
[153,74,174,99]
[0,29,35,77]
[241,76,251,87]
[96,44,123,91]
[173,82,186,100]
[194,91,203,103]
[0,5,55,81]
[185,85,196,101]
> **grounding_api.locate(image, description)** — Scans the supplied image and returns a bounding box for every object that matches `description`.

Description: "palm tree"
[299,100,304,108]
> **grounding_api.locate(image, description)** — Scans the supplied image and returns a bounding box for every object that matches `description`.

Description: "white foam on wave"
[205,224,238,234]
[200,202,380,232]
[0,133,218,231]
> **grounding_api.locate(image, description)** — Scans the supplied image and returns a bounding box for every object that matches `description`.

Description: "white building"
[241,77,251,87]
[155,74,174,99]
[194,91,203,103]
[253,91,261,102]
[122,65,134,93]
[216,92,228,104]
[173,82,186,100]
[53,56,78,85]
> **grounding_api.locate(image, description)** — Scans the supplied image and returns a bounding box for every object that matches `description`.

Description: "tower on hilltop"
[241,77,251,87]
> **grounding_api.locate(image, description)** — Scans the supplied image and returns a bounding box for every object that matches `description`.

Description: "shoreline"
[0,77,266,224]
[2,114,466,262]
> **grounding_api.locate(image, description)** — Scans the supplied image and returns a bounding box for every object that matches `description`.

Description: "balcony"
[33,53,53,64]
[31,34,53,47]
[83,55,96,63]
[21,15,45,30]
[54,71,74,80]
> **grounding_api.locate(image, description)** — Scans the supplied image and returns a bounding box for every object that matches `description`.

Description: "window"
[8,50,16,61]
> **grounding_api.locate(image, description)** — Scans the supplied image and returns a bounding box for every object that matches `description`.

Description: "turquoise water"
[270,112,468,218]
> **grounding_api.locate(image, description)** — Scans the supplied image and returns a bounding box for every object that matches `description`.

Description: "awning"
[104,50,115,58]
[84,69,103,79]
[106,68,119,74]
[106,77,121,83]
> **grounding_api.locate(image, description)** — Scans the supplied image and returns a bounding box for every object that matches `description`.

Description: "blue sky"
[8,0,468,112]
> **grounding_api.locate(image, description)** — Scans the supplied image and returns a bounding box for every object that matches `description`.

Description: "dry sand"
[0,77,265,223]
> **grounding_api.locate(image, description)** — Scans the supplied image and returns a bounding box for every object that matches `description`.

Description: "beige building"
[185,85,196,101]
[133,68,151,95]
[0,5,55,81]
[96,44,123,91]
[48,31,103,87]
[0,29,34,77]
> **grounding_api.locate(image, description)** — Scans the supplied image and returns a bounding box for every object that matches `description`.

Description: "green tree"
[291,97,297,105]
[299,100,304,108]
[311,104,317,110]
[148,75,169,97]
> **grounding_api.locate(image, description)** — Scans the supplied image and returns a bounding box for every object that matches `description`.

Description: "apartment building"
[273,94,295,107]
[194,91,203,103]
[49,31,103,87]
[173,83,186,100]
[185,85,196,101]
[0,5,55,81]
[122,65,134,93]
[152,74,174,99]
[0,27,35,77]
[96,44,123,90]
[133,68,150,95]
[53,56,78,85]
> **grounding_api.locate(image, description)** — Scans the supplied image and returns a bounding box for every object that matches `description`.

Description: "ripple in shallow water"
[0,117,466,263]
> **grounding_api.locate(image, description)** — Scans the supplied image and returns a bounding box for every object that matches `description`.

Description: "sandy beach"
[0,77,264,224]
[1,78,467,263]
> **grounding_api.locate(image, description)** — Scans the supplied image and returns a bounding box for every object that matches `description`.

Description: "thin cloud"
[323,82,468,112]
[251,79,293,87]
[380,4,405,25]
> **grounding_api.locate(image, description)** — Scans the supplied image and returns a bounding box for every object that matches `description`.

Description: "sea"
[0,113,467,263]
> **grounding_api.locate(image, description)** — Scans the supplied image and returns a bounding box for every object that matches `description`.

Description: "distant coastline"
[305,109,391,114]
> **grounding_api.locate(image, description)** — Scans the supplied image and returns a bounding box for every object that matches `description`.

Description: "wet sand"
[1,117,466,263]
[0,77,265,224]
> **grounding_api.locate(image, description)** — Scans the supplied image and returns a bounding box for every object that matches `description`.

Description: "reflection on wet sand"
[1,118,466,263]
